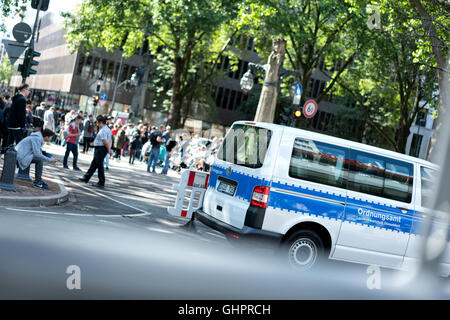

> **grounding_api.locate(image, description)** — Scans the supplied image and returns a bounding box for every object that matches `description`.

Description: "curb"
[0,181,69,207]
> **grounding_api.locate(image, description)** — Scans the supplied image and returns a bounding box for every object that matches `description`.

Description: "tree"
[63,0,240,128]
[0,0,28,31]
[407,0,449,158]
[234,0,368,123]
[334,1,439,153]
[0,58,13,85]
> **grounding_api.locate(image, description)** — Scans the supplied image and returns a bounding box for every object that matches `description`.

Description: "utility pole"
[110,53,124,114]
[253,37,287,123]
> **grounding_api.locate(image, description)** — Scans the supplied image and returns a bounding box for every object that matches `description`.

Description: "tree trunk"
[167,55,184,129]
[408,0,449,160]
[254,37,287,123]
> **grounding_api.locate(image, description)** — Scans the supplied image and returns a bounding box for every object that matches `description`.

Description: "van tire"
[283,229,325,270]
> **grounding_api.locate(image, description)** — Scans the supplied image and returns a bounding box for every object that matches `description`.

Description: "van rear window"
[217,125,272,168]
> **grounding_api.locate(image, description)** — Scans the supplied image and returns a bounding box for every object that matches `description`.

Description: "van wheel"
[284,230,324,270]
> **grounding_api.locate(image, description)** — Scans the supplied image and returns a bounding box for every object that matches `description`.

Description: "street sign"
[12,23,32,43]
[1,39,28,65]
[295,84,302,96]
[303,99,318,118]
[293,83,302,105]
[100,93,108,101]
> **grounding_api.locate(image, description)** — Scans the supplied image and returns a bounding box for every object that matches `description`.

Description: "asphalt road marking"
[61,176,150,215]
[4,207,153,218]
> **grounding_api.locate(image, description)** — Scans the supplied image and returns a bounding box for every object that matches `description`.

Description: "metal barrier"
[167,169,210,219]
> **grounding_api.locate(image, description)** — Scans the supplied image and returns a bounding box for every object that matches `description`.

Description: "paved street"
[1,143,444,299]
[0,142,228,242]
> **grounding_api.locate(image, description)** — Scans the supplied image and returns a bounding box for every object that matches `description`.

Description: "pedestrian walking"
[112,125,126,160]
[81,114,95,153]
[43,106,56,131]
[128,131,141,164]
[147,125,164,173]
[161,131,177,175]
[63,115,83,171]
[78,115,112,188]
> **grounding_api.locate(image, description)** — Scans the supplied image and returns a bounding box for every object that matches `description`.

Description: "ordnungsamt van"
[192,121,449,275]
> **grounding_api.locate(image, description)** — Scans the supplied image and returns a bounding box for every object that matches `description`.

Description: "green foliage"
[0,0,28,31]
[0,58,13,83]
[63,0,240,128]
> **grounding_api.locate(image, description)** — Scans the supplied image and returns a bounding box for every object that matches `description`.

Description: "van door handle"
[398,207,409,214]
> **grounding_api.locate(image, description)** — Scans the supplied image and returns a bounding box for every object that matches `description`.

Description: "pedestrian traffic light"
[31,0,50,11]
[95,80,102,93]
[18,48,41,79]
[93,95,99,106]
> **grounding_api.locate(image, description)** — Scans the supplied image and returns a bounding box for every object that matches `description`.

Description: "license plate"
[217,181,236,196]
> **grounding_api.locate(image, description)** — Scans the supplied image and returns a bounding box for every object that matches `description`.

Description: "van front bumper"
[195,210,283,246]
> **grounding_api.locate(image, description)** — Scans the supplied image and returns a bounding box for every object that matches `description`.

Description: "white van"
[194,121,450,275]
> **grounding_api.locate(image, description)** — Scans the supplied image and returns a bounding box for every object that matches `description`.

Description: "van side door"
[333,150,415,268]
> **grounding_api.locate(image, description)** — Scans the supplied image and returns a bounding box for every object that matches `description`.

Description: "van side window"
[289,138,348,189]
[348,150,413,203]
[421,167,438,208]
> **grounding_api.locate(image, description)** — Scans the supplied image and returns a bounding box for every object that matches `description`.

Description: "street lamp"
[240,69,254,92]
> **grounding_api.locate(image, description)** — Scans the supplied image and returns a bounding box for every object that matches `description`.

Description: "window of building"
[107,62,115,82]
[82,55,92,77]
[215,87,224,108]
[409,133,423,158]
[120,64,130,82]
[228,90,237,110]
[348,150,413,203]
[222,89,230,109]
[76,54,85,76]
[90,57,100,78]
[289,138,349,189]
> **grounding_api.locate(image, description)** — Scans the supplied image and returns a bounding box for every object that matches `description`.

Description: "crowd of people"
[0,84,222,190]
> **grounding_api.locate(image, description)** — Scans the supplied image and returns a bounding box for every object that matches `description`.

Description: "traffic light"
[293,106,302,118]
[18,48,41,79]
[280,106,293,125]
[31,0,50,11]
[93,95,99,106]
[95,80,103,93]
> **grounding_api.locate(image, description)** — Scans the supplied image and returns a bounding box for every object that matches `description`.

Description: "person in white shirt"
[78,115,112,188]
[43,106,56,131]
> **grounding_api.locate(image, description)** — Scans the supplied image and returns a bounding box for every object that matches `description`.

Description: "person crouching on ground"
[15,128,57,189]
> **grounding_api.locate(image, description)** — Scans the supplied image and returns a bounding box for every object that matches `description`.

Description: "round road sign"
[12,22,32,43]
[303,99,318,118]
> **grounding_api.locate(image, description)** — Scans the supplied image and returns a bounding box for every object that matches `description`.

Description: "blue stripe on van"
[209,164,270,202]
[208,164,449,237]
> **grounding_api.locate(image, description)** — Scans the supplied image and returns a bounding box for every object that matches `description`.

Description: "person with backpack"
[81,114,95,153]
[63,115,83,171]
[112,124,126,160]
[147,125,164,173]
[160,131,177,175]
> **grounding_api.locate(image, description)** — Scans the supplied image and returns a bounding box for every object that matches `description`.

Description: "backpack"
[150,132,158,146]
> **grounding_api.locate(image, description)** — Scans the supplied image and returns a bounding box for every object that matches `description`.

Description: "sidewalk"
[0,156,69,207]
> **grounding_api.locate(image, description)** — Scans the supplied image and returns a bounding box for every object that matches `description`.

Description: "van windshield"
[217,124,272,168]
